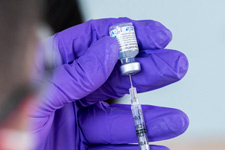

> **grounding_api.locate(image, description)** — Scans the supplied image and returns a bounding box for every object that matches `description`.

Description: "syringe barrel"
[129,87,150,150]
[131,104,150,150]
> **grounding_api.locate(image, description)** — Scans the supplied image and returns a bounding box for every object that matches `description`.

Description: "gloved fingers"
[33,37,119,116]
[78,102,189,145]
[53,17,172,64]
[132,49,188,92]
[88,144,169,150]
[82,49,188,105]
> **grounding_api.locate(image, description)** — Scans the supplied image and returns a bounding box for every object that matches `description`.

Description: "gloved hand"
[30,17,189,150]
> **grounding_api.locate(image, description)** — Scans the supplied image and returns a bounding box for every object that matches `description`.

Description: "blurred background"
[78,0,225,149]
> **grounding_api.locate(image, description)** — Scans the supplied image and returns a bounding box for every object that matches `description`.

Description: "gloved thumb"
[74,36,120,97]
[35,36,119,115]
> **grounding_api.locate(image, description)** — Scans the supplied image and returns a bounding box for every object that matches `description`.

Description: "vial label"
[110,25,138,52]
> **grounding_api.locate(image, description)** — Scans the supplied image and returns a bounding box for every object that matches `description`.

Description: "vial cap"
[120,62,141,75]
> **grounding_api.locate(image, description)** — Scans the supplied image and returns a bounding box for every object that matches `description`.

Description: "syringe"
[129,75,150,150]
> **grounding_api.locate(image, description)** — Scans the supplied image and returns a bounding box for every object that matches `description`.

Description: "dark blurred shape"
[0,0,41,123]
[0,0,84,124]
[44,0,83,33]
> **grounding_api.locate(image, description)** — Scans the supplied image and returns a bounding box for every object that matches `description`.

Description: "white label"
[110,26,138,52]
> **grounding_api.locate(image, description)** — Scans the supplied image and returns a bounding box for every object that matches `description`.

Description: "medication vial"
[109,22,141,75]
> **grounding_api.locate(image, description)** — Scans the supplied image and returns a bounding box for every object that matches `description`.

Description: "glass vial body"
[109,22,141,75]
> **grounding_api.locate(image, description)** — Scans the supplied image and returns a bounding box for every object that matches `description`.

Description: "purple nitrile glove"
[30,17,189,150]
